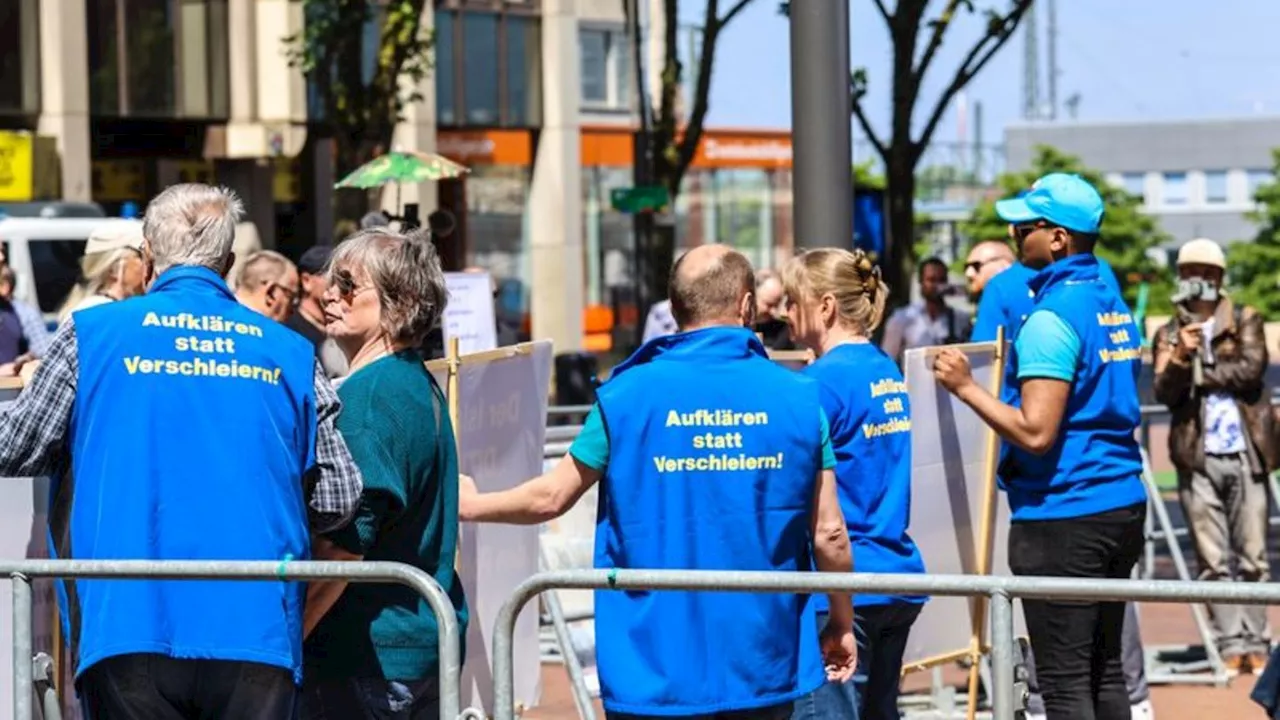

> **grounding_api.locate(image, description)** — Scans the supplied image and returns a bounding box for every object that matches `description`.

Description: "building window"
[0,0,40,115]
[1162,172,1188,206]
[1121,173,1145,204]
[504,16,541,127]
[435,11,456,125]
[434,7,542,128]
[1204,170,1228,204]
[87,0,230,119]
[1247,169,1273,201]
[579,27,631,111]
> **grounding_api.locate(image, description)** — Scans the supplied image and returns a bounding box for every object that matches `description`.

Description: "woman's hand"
[933,348,975,395]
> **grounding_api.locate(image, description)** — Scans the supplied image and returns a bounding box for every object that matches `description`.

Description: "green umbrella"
[334,150,470,189]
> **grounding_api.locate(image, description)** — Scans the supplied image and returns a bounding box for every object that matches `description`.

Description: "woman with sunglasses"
[300,227,468,720]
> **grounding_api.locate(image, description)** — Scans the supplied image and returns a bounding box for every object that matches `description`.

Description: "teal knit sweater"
[304,350,469,681]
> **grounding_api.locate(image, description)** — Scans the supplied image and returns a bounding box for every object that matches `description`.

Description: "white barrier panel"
[0,383,66,717]
[901,343,1025,667]
[431,342,553,713]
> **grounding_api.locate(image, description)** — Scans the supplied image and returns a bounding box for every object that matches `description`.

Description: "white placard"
[442,272,499,356]
[0,386,69,718]
[901,343,1025,667]
[431,342,553,713]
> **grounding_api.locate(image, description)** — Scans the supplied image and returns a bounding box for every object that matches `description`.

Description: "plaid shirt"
[13,300,51,357]
[0,318,363,533]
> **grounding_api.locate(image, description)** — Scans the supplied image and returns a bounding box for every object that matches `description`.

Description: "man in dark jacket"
[1153,238,1275,674]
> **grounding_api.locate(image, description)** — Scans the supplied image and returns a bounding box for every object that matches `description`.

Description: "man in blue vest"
[970,213,1154,720]
[0,183,363,718]
[460,244,857,719]
[934,174,1147,720]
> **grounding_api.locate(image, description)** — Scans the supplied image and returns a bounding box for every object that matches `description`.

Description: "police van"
[0,217,262,327]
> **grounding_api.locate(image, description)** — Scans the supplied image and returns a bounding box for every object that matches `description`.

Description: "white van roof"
[0,217,144,239]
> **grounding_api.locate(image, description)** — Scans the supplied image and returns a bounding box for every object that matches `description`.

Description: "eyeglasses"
[1012,220,1062,241]
[964,258,999,274]
[267,282,298,307]
[331,268,374,301]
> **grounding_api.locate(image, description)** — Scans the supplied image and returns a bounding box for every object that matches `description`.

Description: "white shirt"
[880,302,971,360]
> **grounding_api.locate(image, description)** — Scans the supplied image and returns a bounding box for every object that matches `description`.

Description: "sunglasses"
[331,268,375,301]
[964,258,997,274]
[1012,220,1064,240]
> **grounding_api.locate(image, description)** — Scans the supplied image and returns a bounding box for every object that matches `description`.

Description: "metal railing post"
[988,590,1016,720]
[12,573,32,720]
[0,560,463,720]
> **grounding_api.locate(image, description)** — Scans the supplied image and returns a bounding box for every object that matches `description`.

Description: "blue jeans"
[79,653,298,720]
[299,675,437,720]
[791,602,923,720]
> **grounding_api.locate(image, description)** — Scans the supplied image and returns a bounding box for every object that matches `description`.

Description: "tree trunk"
[884,148,917,310]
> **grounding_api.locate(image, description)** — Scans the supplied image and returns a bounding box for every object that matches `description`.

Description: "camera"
[1170,276,1219,306]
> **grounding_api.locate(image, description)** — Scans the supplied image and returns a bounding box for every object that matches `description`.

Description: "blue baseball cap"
[995,173,1104,234]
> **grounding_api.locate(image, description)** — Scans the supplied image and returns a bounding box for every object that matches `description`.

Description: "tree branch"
[852,99,887,161]
[913,2,1032,164]
[719,0,754,27]
[675,5,722,182]
[912,0,963,90]
[871,0,891,24]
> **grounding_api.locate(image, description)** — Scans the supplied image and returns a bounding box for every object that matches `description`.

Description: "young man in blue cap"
[933,173,1147,720]
[969,190,1154,720]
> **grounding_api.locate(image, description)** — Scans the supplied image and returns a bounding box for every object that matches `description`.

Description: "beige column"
[528,0,584,353]
[382,8,438,218]
[37,0,91,201]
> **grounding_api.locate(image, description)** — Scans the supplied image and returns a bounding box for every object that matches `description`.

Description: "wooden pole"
[447,337,463,571]
[967,328,1007,720]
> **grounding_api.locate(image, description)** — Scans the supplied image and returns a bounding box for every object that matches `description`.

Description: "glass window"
[613,32,631,107]
[1162,172,1187,205]
[86,0,228,119]
[462,12,500,125]
[0,0,40,115]
[88,0,122,115]
[1204,170,1228,204]
[435,10,456,125]
[504,16,541,127]
[1248,169,1273,200]
[1122,173,1145,203]
[125,0,177,116]
[29,240,89,314]
[580,30,608,104]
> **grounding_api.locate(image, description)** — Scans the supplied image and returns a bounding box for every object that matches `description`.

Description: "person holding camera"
[1153,238,1275,674]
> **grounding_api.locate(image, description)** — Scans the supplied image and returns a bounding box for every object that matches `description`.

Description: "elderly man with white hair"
[0,183,363,718]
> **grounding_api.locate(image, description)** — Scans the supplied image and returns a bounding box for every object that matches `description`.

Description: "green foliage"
[961,145,1174,314]
[853,160,885,190]
[284,0,433,171]
[1227,149,1280,316]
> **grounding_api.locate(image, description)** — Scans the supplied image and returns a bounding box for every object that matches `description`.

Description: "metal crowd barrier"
[2,560,465,720]
[494,569,1280,720]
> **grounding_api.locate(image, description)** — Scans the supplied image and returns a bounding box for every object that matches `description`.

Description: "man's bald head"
[964,240,1016,297]
[669,244,756,330]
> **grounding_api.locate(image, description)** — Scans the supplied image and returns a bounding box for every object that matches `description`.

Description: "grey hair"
[142,184,244,275]
[329,227,448,347]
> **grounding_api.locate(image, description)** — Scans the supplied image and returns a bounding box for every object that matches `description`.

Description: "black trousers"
[1008,502,1146,720]
[79,653,297,720]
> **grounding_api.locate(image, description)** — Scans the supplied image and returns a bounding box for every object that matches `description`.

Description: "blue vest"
[804,343,924,608]
[973,260,1124,405]
[58,266,318,683]
[593,327,825,715]
[1000,255,1147,521]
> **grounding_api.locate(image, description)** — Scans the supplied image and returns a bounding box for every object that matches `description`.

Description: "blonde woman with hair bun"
[782,248,925,720]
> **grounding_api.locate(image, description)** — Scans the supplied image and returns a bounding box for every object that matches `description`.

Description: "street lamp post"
[789,0,853,250]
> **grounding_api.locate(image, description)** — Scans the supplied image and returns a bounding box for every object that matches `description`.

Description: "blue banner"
[853,187,886,259]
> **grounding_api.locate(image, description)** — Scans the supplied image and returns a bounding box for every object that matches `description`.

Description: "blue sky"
[697,0,1280,155]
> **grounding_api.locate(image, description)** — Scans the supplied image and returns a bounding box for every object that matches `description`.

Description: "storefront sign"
[437,130,533,166]
[0,132,35,202]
